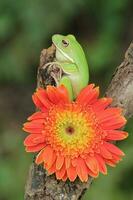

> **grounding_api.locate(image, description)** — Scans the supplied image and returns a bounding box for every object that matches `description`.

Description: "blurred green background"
[0,0,133,200]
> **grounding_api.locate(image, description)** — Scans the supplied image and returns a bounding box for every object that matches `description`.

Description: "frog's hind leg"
[59,76,74,100]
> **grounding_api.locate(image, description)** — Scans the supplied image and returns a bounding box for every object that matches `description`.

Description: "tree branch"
[24,41,133,200]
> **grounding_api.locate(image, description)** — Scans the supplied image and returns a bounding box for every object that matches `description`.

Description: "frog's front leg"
[42,61,77,100]
[56,62,78,100]
[42,62,63,86]
[57,62,78,74]
[59,76,74,100]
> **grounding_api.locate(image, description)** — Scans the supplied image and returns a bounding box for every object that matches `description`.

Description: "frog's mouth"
[53,43,74,63]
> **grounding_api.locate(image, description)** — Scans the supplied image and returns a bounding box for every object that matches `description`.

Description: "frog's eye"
[62,39,69,47]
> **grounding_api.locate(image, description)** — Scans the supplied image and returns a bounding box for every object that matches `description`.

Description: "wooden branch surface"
[24,42,133,200]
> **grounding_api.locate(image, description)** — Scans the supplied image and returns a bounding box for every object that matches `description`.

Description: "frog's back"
[67,35,89,97]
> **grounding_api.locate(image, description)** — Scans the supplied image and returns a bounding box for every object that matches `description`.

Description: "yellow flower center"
[44,104,99,158]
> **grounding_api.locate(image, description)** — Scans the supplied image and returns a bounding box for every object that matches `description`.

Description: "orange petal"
[45,148,54,168]
[23,127,42,134]
[47,85,70,104]
[95,154,107,175]
[36,149,45,164]
[85,86,99,105]
[76,157,88,182]
[101,116,127,130]
[92,98,112,112]
[85,156,99,174]
[47,162,56,175]
[56,155,64,170]
[71,158,78,167]
[47,151,57,169]
[24,134,45,146]
[67,164,77,182]
[36,88,52,109]
[62,172,67,181]
[56,164,66,179]
[98,108,122,122]
[41,145,54,164]
[28,112,47,121]
[57,85,70,103]
[46,86,60,104]
[104,142,125,156]
[24,119,44,128]
[99,145,113,159]
[105,159,116,167]
[76,84,97,105]
[112,153,122,163]
[32,93,47,112]
[97,108,127,130]
[23,120,44,134]
[65,157,71,169]
[26,143,45,152]
[106,130,128,141]
[87,168,99,178]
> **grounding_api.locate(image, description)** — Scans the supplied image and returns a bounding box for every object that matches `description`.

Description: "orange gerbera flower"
[23,84,128,182]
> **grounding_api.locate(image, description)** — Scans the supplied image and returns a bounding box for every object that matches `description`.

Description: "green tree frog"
[50,34,89,100]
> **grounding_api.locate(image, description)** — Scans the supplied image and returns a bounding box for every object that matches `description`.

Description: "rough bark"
[24,41,133,200]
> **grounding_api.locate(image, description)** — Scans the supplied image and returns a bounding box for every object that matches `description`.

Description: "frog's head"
[52,34,77,63]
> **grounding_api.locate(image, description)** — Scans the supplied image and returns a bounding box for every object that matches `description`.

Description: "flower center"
[65,126,75,135]
[45,104,98,157]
